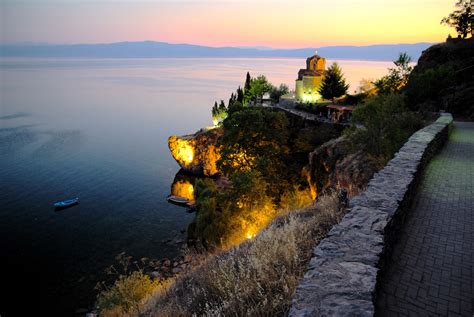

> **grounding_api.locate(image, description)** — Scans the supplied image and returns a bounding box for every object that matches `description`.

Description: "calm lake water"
[0,58,392,315]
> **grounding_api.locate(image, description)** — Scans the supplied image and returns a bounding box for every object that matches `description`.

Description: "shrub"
[345,94,422,162]
[97,271,160,316]
[270,83,290,103]
[191,171,276,249]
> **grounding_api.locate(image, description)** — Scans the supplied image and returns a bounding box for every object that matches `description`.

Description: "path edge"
[289,113,453,316]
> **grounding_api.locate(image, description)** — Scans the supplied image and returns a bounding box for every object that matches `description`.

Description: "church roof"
[306,54,322,62]
[297,68,324,80]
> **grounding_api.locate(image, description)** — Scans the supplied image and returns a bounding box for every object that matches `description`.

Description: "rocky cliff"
[407,37,474,120]
[168,127,223,176]
[304,137,379,198]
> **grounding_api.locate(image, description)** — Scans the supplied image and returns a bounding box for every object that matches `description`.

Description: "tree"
[243,72,252,104]
[244,72,252,91]
[211,100,228,125]
[236,86,244,103]
[228,92,236,108]
[269,84,290,103]
[441,0,473,39]
[358,78,376,95]
[219,108,289,174]
[211,101,219,125]
[374,52,413,94]
[249,75,272,104]
[318,62,349,103]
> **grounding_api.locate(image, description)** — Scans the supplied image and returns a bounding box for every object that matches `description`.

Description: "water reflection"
[169,170,199,203]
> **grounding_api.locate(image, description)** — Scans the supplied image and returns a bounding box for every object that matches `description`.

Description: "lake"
[0,57,392,315]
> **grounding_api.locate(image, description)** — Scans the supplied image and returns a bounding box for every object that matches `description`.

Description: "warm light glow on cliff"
[175,139,194,165]
[171,180,195,201]
[228,151,255,172]
[246,231,256,240]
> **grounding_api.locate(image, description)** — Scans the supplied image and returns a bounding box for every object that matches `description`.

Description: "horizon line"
[0,40,436,50]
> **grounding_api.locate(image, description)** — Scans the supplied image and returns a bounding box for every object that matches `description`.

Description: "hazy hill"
[0,41,433,61]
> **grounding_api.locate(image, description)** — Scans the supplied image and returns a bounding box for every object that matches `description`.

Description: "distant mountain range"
[0,41,434,61]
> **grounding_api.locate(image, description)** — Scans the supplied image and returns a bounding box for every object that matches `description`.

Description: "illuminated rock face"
[168,127,223,176]
[295,54,326,103]
[170,172,198,201]
[304,137,379,198]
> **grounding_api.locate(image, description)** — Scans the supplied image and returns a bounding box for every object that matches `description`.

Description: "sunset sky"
[1,0,454,48]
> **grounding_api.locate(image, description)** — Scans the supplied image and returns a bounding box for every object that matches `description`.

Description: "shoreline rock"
[168,127,223,176]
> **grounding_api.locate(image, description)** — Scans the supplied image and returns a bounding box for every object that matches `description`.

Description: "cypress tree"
[244,72,251,92]
[228,92,236,107]
[236,86,244,103]
[212,101,218,118]
[218,100,226,112]
[243,72,253,105]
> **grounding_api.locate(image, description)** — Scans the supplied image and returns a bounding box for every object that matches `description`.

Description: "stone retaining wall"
[289,113,453,316]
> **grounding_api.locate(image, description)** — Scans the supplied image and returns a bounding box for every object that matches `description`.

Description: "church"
[280,53,326,105]
[295,53,326,103]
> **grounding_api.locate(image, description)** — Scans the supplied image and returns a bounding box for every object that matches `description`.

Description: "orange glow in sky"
[1,0,454,47]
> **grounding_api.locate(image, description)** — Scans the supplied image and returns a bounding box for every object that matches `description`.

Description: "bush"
[97,271,160,316]
[345,94,422,162]
[191,171,276,249]
[270,83,290,103]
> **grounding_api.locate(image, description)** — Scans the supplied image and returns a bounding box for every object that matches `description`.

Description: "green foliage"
[97,271,158,314]
[345,94,422,161]
[224,170,271,210]
[405,63,456,109]
[294,101,330,115]
[192,171,275,248]
[193,179,227,247]
[218,107,289,176]
[244,72,251,92]
[236,86,244,103]
[344,92,369,105]
[227,100,244,116]
[441,0,473,39]
[244,72,252,104]
[269,83,290,103]
[211,100,229,125]
[228,92,236,109]
[246,75,272,105]
[292,125,338,153]
[318,62,349,102]
[374,52,413,94]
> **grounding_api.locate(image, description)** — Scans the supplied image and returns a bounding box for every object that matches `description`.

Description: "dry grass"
[123,191,343,317]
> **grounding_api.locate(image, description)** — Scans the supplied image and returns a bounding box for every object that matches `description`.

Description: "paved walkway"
[376,122,474,316]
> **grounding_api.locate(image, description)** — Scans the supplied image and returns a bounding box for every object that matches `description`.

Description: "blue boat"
[54,197,79,210]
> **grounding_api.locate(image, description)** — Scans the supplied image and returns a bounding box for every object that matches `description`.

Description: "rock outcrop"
[168,127,223,176]
[304,137,379,198]
[408,37,474,120]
